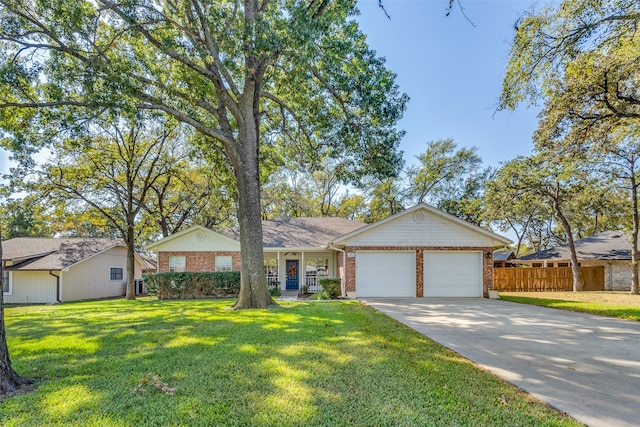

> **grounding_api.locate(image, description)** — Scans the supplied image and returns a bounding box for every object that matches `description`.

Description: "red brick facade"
[158,251,242,273]
[344,246,494,298]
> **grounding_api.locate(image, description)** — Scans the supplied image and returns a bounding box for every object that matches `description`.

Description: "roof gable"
[332,204,511,247]
[145,225,241,252]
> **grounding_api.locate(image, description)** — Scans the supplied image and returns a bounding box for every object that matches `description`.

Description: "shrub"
[318,278,341,299]
[143,272,241,299]
[268,281,281,297]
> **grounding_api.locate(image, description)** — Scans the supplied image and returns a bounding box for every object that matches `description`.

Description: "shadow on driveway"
[363,298,640,427]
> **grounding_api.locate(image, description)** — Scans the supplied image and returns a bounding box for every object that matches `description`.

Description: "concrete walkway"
[362,298,640,427]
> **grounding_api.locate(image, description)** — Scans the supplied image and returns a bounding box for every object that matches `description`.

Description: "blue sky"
[0,0,541,176]
[355,0,541,169]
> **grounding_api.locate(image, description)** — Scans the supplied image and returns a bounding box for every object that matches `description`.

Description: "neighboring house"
[515,231,636,291]
[493,250,515,268]
[1,238,144,303]
[139,253,158,274]
[146,204,511,298]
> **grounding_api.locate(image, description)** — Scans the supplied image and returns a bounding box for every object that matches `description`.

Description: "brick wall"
[344,246,494,297]
[158,251,242,272]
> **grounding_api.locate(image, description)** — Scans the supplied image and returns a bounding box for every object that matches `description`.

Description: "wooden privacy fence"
[494,266,604,292]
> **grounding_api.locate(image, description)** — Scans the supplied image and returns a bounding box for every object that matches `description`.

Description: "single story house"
[2,238,144,303]
[515,231,636,291]
[493,250,516,268]
[146,204,511,298]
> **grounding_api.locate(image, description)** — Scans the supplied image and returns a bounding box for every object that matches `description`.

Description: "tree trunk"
[231,114,275,309]
[554,202,583,292]
[0,234,34,396]
[630,171,639,295]
[125,220,136,300]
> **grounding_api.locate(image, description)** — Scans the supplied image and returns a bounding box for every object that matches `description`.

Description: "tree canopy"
[0,0,408,308]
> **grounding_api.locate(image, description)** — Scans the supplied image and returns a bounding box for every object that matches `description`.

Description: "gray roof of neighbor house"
[493,250,515,261]
[139,253,158,271]
[220,217,366,248]
[1,238,125,271]
[517,231,636,262]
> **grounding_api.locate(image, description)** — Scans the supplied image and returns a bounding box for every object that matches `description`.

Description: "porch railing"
[304,275,323,293]
[264,273,327,293]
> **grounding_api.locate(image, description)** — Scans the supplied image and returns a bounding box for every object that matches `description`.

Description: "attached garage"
[355,251,416,297]
[330,204,512,299]
[423,251,482,297]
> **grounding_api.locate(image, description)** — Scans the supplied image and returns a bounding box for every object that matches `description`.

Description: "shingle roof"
[2,238,124,271]
[139,253,158,271]
[493,250,515,261]
[220,217,366,248]
[517,231,636,261]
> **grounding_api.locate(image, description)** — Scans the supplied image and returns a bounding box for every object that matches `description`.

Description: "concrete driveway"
[362,298,640,427]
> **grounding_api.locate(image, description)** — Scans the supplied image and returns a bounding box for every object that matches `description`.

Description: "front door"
[285,260,299,290]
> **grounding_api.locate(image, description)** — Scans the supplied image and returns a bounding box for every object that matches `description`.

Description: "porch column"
[277,251,281,290]
[301,251,305,290]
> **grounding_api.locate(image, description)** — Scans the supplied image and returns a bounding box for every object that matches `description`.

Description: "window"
[2,270,10,294]
[264,258,278,282]
[169,256,186,272]
[558,262,569,267]
[306,259,329,278]
[215,256,233,272]
[110,267,124,281]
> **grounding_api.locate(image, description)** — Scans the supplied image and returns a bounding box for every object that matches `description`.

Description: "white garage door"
[356,251,416,297]
[424,251,482,297]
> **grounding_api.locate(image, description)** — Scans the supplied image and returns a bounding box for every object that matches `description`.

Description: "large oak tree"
[0,1,407,308]
[501,0,640,293]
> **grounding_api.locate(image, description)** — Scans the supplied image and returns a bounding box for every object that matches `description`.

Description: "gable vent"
[413,211,426,224]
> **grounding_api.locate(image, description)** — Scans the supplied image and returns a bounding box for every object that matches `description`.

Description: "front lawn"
[499,291,640,321]
[1,299,578,426]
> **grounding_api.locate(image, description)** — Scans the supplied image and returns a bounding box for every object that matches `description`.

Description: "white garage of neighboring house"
[329,204,511,298]
[1,238,145,304]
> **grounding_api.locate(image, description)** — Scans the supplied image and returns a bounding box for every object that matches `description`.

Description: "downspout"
[49,271,61,303]
[328,244,347,298]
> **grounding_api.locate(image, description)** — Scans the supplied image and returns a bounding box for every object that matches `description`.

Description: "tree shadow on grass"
[1,300,579,426]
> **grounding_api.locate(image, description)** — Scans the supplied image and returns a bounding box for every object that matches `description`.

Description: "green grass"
[1,299,579,426]
[499,293,640,321]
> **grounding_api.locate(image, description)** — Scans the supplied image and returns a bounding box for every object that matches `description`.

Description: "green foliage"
[143,272,240,300]
[1,299,581,426]
[499,294,640,321]
[268,281,281,297]
[0,0,408,307]
[408,139,483,206]
[318,277,341,299]
[501,0,640,115]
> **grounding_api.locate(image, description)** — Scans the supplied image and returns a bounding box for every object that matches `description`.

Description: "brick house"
[145,204,511,298]
[515,231,637,291]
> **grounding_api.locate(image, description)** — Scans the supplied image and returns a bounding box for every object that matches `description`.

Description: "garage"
[356,251,416,297]
[423,251,482,297]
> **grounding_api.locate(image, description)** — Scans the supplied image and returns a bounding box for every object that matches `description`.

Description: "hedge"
[143,272,241,300]
[318,278,341,299]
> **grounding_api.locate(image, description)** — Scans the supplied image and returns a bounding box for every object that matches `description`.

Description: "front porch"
[264,250,337,294]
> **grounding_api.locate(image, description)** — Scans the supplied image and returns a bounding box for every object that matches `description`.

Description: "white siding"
[3,271,57,304]
[154,228,240,252]
[343,210,495,247]
[62,246,130,301]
